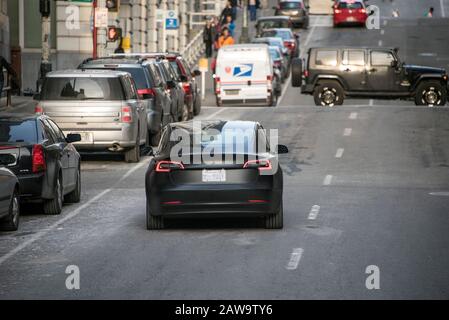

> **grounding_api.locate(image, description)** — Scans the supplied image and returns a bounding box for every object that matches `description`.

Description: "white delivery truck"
[214,44,279,107]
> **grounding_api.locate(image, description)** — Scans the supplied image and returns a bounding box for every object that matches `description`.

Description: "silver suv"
[34,69,148,162]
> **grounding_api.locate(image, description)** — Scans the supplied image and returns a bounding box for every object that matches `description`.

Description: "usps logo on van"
[233,64,253,77]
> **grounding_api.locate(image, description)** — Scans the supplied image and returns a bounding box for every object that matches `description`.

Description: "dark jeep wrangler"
[292,47,448,106]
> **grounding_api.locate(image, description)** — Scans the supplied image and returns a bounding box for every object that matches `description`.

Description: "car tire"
[216,97,223,107]
[0,188,20,231]
[180,103,189,121]
[125,133,141,163]
[265,203,283,229]
[291,58,302,87]
[313,81,345,106]
[414,81,447,106]
[44,175,63,215]
[64,167,81,203]
[193,96,202,116]
[146,202,164,230]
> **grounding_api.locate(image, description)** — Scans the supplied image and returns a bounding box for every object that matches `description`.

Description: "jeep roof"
[45,69,129,78]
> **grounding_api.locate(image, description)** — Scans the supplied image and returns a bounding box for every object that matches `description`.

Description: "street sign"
[95,7,108,28]
[165,10,179,30]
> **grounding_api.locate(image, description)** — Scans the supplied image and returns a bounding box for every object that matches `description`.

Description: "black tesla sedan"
[145,120,289,230]
[0,114,82,215]
[0,154,20,231]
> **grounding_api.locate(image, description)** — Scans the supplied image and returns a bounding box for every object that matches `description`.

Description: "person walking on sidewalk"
[249,0,258,22]
[203,20,216,58]
[0,56,16,96]
[215,28,235,50]
[222,15,236,37]
[220,1,233,24]
[230,0,240,21]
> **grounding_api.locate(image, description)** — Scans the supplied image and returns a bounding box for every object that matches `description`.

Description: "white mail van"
[214,44,279,107]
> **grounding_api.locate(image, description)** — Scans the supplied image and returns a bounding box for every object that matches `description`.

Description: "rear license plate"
[346,17,355,21]
[225,89,239,95]
[70,132,93,143]
[202,169,226,182]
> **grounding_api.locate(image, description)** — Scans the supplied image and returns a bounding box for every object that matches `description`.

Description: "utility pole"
[37,0,51,92]
[240,0,249,43]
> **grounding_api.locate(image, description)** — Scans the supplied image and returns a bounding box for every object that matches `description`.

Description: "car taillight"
[121,106,132,123]
[32,144,46,173]
[137,88,155,97]
[304,69,309,77]
[284,41,295,49]
[267,75,273,91]
[155,160,185,172]
[215,76,221,94]
[182,83,192,95]
[360,8,366,13]
[334,9,341,13]
[35,105,43,114]
[243,159,272,172]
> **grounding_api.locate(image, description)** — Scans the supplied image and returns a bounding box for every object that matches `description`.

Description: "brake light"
[162,201,182,205]
[182,83,192,95]
[334,9,341,13]
[155,160,185,172]
[35,105,43,114]
[267,75,272,91]
[284,41,295,49]
[121,106,132,123]
[243,159,272,172]
[304,69,309,77]
[32,144,46,173]
[248,199,269,203]
[215,76,221,94]
[137,88,155,97]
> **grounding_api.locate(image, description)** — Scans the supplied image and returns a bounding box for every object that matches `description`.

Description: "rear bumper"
[291,16,307,24]
[333,14,367,25]
[147,185,282,217]
[17,172,45,199]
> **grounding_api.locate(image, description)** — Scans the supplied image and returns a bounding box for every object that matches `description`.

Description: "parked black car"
[0,155,20,231]
[274,0,309,29]
[292,47,449,106]
[145,120,289,230]
[78,57,173,146]
[0,114,82,215]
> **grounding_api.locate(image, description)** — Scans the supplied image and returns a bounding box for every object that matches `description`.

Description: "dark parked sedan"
[145,120,289,230]
[0,155,20,231]
[0,114,81,215]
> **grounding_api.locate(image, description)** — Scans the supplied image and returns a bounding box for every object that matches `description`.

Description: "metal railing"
[180,30,205,68]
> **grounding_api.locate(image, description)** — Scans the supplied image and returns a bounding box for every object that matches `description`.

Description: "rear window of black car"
[280,2,302,9]
[41,77,125,100]
[0,119,37,143]
[315,50,338,66]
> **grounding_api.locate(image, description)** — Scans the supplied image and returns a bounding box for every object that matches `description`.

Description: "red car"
[333,0,368,27]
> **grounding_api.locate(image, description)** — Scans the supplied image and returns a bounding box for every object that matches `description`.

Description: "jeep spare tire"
[291,58,302,88]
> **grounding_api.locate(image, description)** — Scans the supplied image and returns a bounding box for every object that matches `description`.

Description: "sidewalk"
[0,96,35,114]
[200,4,273,107]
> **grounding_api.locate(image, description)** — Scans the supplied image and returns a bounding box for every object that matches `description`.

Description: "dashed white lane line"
[369,99,374,106]
[308,205,320,220]
[286,248,304,270]
[378,40,383,47]
[349,112,358,119]
[343,128,352,136]
[335,148,344,158]
[441,0,446,17]
[277,74,291,106]
[323,174,333,186]
[380,29,385,35]
[0,159,150,267]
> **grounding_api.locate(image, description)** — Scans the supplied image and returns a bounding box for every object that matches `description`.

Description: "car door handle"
[343,68,351,72]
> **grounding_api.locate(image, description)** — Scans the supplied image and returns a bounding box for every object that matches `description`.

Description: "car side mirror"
[66,133,82,143]
[276,144,289,154]
[0,154,16,166]
[33,93,41,100]
[193,69,201,77]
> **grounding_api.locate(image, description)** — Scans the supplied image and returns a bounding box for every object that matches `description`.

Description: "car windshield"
[0,119,37,143]
[40,77,125,101]
[262,30,293,40]
[338,1,363,9]
[280,2,302,9]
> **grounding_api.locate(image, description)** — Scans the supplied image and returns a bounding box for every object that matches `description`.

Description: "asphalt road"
[1,0,449,299]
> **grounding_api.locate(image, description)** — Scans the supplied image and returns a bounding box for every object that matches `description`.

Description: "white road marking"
[0,159,150,267]
[440,0,446,17]
[369,99,374,106]
[204,107,227,120]
[380,29,385,35]
[335,148,344,158]
[303,16,321,48]
[383,20,388,26]
[349,112,358,119]
[286,248,304,270]
[277,74,291,106]
[378,40,383,47]
[343,128,352,136]
[429,191,449,196]
[308,205,320,220]
[323,174,333,186]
